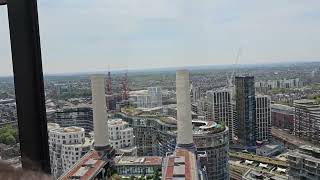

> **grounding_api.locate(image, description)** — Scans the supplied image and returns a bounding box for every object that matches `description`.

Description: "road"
[271,127,319,148]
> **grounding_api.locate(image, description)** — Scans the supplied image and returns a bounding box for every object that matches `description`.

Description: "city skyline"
[0,0,320,75]
[1,1,320,76]
[2,0,320,178]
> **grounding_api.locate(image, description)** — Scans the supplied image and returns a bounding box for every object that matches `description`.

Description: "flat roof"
[300,145,320,153]
[229,152,288,167]
[129,90,148,96]
[115,156,162,166]
[118,146,137,153]
[108,119,128,126]
[47,123,60,130]
[242,169,288,180]
[62,137,93,148]
[271,104,294,111]
[257,144,282,151]
[63,127,83,133]
[294,99,317,104]
[50,126,84,133]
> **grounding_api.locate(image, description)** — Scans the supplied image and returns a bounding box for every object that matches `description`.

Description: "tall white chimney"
[91,75,109,150]
[176,70,194,148]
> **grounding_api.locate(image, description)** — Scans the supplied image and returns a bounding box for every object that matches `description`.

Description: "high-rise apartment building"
[294,99,320,143]
[231,102,237,137]
[192,86,201,103]
[48,124,92,178]
[196,98,212,121]
[55,106,93,135]
[108,118,137,156]
[235,76,256,149]
[255,95,271,142]
[207,88,234,141]
[191,86,205,104]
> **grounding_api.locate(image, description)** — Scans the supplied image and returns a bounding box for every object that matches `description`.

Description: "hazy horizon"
[1,1,320,76]
[0,61,317,79]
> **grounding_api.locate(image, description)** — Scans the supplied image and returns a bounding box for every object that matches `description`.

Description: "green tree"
[152,169,161,180]
[0,125,17,145]
[146,175,153,180]
[5,134,15,144]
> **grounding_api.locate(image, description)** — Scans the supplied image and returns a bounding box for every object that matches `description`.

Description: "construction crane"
[227,48,241,87]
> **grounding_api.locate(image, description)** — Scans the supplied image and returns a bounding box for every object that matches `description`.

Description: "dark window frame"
[2,0,51,173]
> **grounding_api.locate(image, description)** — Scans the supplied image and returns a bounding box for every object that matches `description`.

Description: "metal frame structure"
[0,0,7,6]
[2,0,51,173]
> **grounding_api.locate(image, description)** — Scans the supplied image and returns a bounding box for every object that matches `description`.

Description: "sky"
[1,0,320,76]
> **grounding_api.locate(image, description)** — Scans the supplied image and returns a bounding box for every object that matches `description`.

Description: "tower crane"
[227,48,241,87]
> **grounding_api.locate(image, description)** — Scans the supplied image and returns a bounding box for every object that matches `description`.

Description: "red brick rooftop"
[163,148,198,180]
[58,150,107,180]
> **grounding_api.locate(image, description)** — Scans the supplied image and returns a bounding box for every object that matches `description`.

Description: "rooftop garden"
[121,105,142,116]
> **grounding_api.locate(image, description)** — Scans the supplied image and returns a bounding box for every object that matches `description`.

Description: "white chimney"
[91,75,109,149]
[176,70,194,147]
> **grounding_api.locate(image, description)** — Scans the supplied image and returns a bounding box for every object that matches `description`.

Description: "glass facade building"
[235,76,256,149]
[55,107,93,135]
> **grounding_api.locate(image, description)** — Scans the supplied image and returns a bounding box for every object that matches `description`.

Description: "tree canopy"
[0,125,17,145]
